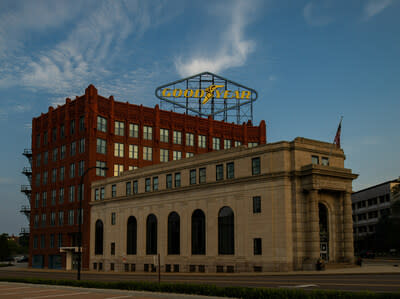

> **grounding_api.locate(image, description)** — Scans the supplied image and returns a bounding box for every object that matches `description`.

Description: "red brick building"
[29,84,266,269]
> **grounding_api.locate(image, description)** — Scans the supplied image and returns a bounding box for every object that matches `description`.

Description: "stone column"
[308,189,320,261]
[343,192,354,263]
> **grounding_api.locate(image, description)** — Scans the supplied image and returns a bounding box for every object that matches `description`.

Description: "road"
[1,262,400,293]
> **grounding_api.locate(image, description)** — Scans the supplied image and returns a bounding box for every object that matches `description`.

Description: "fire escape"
[20,149,32,239]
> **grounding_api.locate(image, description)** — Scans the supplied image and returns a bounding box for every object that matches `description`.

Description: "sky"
[0,0,399,235]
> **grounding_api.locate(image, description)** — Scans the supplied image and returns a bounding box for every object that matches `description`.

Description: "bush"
[0,277,399,298]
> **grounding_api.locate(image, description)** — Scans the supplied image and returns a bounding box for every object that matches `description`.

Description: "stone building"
[90,138,357,272]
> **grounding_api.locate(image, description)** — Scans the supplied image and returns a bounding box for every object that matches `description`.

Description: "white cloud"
[174,0,258,77]
[303,2,334,26]
[363,0,393,18]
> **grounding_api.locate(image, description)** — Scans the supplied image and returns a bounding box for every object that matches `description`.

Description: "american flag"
[334,118,342,148]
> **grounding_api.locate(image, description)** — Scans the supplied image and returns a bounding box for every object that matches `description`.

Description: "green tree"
[0,234,10,260]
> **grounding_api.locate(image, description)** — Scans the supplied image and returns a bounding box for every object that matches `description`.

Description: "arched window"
[218,206,234,255]
[127,216,137,255]
[192,209,206,255]
[146,214,157,254]
[95,219,104,255]
[168,212,180,255]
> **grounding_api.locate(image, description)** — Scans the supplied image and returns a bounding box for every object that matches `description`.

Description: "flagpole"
[328,116,343,161]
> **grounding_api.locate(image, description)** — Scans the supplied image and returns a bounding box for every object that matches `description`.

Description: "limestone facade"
[90,137,357,272]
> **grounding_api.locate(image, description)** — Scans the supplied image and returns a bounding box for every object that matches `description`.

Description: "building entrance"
[319,203,329,261]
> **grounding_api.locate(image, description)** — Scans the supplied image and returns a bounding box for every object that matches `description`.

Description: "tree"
[0,234,10,261]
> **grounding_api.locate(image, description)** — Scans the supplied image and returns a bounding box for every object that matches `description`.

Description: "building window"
[192,209,206,255]
[166,174,172,189]
[253,196,261,213]
[42,213,46,227]
[216,164,223,181]
[127,216,137,255]
[58,233,63,248]
[68,210,74,225]
[40,234,46,249]
[111,184,116,197]
[114,164,124,176]
[175,172,181,188]
[186,152,194,158]
[198,135,206,148]
[199,168,206,184]
[96,161,106,176]
[168,212,180,255]
[50,212,56,226]
[248,142,258,148]
[227,162,234,179]
[133,181,138,194]
[146,214,157,255]
[58,211,64,226]
[59,188,64,203]
[50,234,55,248]
[111,212,116,225]
[160,149,169,162]
[126,182,131,196]
[145,178,151,192]
[70,163,75,178]
[129,145,138,159]
[173,131,182,144]
[60,145,66,159]
[59,166,64,181]
[43,131,48,145]
[52,169,57,183]
[43,151,48,164]
[70,119,75,135]
[173,150,182,161]
[36,134,40,148]
[254,238,262,255]
[160,128,169,143]
[35,174,40,187]
[35,193,40,208]
[115,121,124,136]
[153,177,158,191]
[100,187,105,200]
[322,157,329,166]
[97,116,107,132]
[190,169,196,185]
[129,123,139,138]
[212,137,220,150]
[143,146,152,161]
[79,138,85,153]
[186,133,194,146]
[79,116,85,131]
[114,143,124,157]
[34,215,39,228]
[78,161,85,176]
[218,206,234,255]
[143,125,153,140]
[69,186,75,202]
[224,139,231,149]
[52,148,58,162]
[36,154,41,167]
[51,190,56,205]
[42,192,47,207]
[95,219,104,255]
[312,155,319,165]
[52,127,57,141]
[97,138,106,154]
[70,141,76,156]
[95,188,100,200]
[234,140,242,147]
[252,157,260,175]
[33,235,38,249]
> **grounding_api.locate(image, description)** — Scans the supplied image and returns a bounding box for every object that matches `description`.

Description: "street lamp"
[77,166,108,280]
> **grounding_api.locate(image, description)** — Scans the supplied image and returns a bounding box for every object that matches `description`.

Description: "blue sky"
[0,0,399,235]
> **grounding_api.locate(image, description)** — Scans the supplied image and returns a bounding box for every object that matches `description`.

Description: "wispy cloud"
[174,0,258,77]
[363,0,393,19]
[303,2,334,26]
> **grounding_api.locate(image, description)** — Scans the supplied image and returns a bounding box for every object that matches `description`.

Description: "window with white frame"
[186,132,194,146]
[173,150,182,161]
[97,116,107,132]
[129,123,139,138]
[129,144,138,159]
[96,138,106,154]
[96,161,106,176]
[160,128,169,143]
[212,137,220,150]
[186,152,194,158]
[143,126,153,140]
[114,164,124,176]
[160,149,169,162]
[173,131,182,144]
[143,146,152,161]
[198,135,206,148]
[248,142,258,148]
[114,143,124,157]
[224,139,231,149]
[234,140,242,147]
[115,121,125,136]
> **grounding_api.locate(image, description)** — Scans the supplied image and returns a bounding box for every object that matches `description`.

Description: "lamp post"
[77,166,108,280]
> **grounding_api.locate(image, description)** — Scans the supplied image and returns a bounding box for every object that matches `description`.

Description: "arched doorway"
[319,203,329,261]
